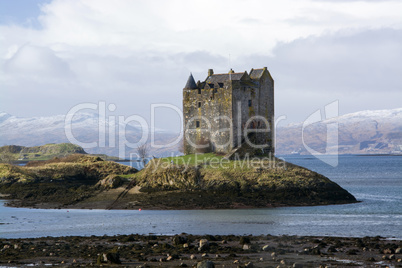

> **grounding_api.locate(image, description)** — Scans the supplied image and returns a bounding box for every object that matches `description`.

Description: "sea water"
[0,155,401,239]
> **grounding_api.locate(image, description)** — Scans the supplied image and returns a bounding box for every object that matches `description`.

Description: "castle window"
[248,100,252,107]
[198,88,201,94]
[196,121,200,128]
[218,83,223,88]
[208,83,214,89]
[198,101,201,108]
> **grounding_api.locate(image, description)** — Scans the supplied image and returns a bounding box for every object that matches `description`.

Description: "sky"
[1,0,401,131]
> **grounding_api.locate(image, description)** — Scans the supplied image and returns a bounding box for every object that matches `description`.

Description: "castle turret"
[208,69,214,76]
[184,73,197,89]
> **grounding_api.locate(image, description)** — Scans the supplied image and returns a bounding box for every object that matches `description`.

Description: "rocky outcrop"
[96,174,126,189]
[0,154,137,207]
[128,157,357,208]
[0,153,356,210]
[0,143,87,162]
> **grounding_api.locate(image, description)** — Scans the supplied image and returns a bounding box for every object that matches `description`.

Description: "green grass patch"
[0,143,89,162]
[160,153,223,166]
[157,153,283,172]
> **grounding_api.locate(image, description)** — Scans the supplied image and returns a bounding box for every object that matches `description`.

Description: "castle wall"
[183,68,274,155]
[231,80,256,148]
[231,73,274,153]
[183,85,232,154]
[257,72,275,153]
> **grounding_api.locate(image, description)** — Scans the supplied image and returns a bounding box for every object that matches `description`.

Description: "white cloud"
[271,29,402,93]
[18,0,402,55]
[0,0,401,131]
[235,28,402,124]
[5,44,72,78]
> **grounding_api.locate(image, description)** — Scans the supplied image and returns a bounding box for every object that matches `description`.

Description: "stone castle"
[183,67,274,155]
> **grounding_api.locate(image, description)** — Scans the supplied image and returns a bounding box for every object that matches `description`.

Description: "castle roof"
[250,67,273,82]
[249,68,265,79]
[206,72,247,83]
[184,73,197,89]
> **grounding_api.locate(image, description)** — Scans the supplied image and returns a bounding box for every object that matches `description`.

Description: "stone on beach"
[197,260,215,268]
[199,239,209,251]
[262,244,273,251]
[97,252,121,264]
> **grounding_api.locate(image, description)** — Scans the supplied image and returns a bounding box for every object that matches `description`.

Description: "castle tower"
[183,67,274,155]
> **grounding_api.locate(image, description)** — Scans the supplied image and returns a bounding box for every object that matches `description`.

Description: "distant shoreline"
[0,198,360,211]
[9,153,402,165]
[279,153,402,157]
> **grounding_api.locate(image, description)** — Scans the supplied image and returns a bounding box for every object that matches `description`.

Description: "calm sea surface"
[1,155,401,239]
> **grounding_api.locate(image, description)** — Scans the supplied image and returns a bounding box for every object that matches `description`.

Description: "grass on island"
[0,143,122,163]
[160,153,222,165]
[133,152,292,188]
[0,143,86,162]
[126,152,357,208]
[155,153,281,171]
[0,153,357,209]
[0,154,136,184]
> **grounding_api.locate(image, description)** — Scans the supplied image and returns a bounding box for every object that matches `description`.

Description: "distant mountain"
[0,111,181,158]
[276,108,402,155]
[1,108,401,157]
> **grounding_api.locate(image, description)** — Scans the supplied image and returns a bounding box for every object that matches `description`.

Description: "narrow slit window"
[198,102,201,108]
[248,100,252,107]
[196,121,200,128]
[198,88,201,94]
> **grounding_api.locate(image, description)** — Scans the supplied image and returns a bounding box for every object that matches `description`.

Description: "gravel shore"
[1,234,401,267]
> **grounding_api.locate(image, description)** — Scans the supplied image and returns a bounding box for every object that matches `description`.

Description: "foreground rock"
[0,234,400,267]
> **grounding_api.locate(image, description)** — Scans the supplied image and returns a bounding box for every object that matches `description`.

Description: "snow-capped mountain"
[1,108,401,157]
[276,108,402,155]
[0,111,181,158]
